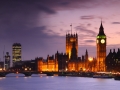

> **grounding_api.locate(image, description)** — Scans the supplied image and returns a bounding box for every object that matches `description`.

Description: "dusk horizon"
[0,0,120,60]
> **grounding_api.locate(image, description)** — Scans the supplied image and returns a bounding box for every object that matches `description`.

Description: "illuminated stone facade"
[96,22,106,72]
[68,56,88,72]
[36,54,86,72]
[66,33,78,59]
[37,55,58,72]
[37,30,98,72]
[37,34,97,72]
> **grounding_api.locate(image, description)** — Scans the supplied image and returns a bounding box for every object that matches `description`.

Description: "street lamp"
[88,57,93,62]
[88,57,93,71]
[66,68,68,72]
[25,68,27,71]
[0,68,2,71]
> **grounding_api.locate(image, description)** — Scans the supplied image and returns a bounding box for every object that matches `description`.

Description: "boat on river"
[114,75,120,80]
[93,72,113,78]
[93,74,113,78]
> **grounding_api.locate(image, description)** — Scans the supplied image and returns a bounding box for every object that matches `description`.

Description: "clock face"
[101,39,105,44]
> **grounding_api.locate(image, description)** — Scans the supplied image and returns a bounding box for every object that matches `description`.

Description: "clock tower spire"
[98,21,105,35]
[96,21,106,72]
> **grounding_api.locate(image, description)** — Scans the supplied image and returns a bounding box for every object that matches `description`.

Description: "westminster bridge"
[0,70,95,77]
[0,71,60,77]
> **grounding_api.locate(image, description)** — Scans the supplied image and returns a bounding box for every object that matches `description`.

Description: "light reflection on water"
[0,74,120,90]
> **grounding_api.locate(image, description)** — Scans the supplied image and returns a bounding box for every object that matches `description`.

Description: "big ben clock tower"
[97,22,106,72]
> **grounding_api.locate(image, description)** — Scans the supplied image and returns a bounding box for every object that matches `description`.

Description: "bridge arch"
[6,73,25,77]
[0,72,32,77]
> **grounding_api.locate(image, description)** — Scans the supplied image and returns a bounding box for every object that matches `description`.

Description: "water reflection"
[0,77,6,80]
[0,74,120,90]
[16,76,19,78]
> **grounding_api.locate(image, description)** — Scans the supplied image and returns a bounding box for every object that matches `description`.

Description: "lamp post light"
[25,68,27,71]
[66,68,68,72]
[88,57,93,72]
[88,57,93,62]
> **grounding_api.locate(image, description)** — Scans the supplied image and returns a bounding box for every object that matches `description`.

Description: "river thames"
[0,74,120,90]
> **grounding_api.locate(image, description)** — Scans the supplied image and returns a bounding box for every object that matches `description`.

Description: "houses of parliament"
[36,22,107,72]
[37,22,120,73]
[1,22,120,73]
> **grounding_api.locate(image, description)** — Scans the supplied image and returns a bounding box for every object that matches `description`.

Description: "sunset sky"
[0,0,120,60]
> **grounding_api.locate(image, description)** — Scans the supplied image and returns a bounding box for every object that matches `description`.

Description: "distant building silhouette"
[5,52,10,70]
[12,43,22,66]
[56,51,69,72]
[11,60,37,71]
[106,49,120,72]
[0,62,4,70]
[96,21,106,71]
[85,49,89,69]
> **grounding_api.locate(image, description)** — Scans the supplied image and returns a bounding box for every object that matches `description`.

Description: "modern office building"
[12,43,22,66]
[96,22,106,72]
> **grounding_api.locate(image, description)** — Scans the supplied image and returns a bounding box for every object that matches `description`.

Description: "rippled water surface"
[0,74,120,90]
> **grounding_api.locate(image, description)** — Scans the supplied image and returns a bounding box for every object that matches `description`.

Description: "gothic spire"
[98,21,105,36]
[85,49,88,56]
[70,24,72,34]
[100,21,103,29]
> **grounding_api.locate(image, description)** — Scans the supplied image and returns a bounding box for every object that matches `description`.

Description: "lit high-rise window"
[12,43,22,66]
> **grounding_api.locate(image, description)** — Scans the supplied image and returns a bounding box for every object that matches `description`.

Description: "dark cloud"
[37,4,56,14]
[75,26,97,37]
[74,25,97,46]
[38,0,97,9]
[94,27,98,30]
[0,0,56,35]
[8,0,107,12]
[0,0,65,59]
[87,23,91,26]
[112,22,120,24]
[81,15,95,20]
[59,1,70,6]
[0,0,119,60]
[0,25,65,59]
[45,29,61,35]
[0,0,56,15]
[115,32,120,35]
[85,40,95,43]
